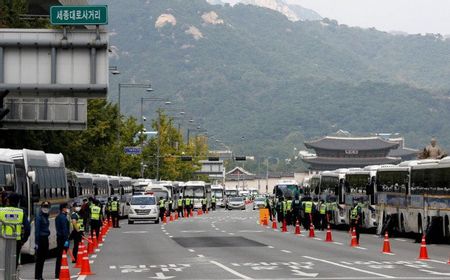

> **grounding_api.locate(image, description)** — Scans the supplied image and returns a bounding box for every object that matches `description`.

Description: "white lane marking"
[109,265,117,269]
[210,260,252,280]
[197,254,205,258]
[303,256,395,279]
[169,235,173,238]
[228,233,235,235]
[425,259,447,264]
[281,250,292,253]
[95,249,100,252]
[123,230,148,234]
[314,237,322,241]
[188,249,195,252]
[394,238,407,242]
[181,230,206,233]
[77,276,86,280]
[238,230,263,233]
[215,228,220,231]
[382,252,395,255]
[267,246,274,248]
[221,230,226,233]
[355,246,367,250]
[91,254,97,259]
[333,242,344,245]
[419,269,450,276]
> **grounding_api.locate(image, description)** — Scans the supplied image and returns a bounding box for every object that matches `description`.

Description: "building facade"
[302,136,403,171]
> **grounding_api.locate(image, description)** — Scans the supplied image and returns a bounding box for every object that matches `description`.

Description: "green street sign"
[50,5,108,25]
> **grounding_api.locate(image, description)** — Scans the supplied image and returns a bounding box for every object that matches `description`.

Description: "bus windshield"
[275,184,298,198]
[185,186,205,198]
[321,176,339,195]
[212,190,223,198]
[376,171,409,194]
[345,174,369,194]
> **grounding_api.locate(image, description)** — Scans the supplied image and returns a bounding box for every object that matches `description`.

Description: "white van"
[128,195,160,224]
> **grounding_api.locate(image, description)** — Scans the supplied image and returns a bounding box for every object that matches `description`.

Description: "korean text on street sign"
[124,147,142,155]
[50,5,108,25]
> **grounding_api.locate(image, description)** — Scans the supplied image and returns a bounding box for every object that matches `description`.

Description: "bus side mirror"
[31,183,40,202]
[27,171,36,183]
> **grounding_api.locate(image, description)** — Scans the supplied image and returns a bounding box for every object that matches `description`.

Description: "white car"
[227,196,246,210]
[128,195,160,224]
[253,197,266,210]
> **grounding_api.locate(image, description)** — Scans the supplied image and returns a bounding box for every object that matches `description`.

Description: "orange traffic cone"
[170,213,174,222]
[74,242,84,268]
[190,209,194,217]
[79,246,93,275]
[418,235,429,260]
[350,227,358,247]
[59,250,71,280]
[108,218,112,228]
[382,231,392,253]
[92,236,98,249]
[262,216,268,226]
[184,209,188,218]
[87,237,94,255]
[295,220,301,235]
[309,223,315,238]
[272,217,278,229]
[163,215,167,224]
[281,219,287,232]
[175,212,179,220]
[325,224,333,242]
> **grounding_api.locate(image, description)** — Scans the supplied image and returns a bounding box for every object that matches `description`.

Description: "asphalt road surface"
[19,204,450,280]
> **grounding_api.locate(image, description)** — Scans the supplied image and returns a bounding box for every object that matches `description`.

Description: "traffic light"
[208,157,220,161]
[234,156,246,161]
[0,90,10,121]
[180,156,193,161]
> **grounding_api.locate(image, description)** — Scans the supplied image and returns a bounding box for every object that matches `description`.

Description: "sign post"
[50,5,108,26]
[124,147,142,155]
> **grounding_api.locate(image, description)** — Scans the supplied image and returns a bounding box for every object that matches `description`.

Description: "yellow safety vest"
[286,200,292,211]
[107,201,112,211]
[282,201,287,214]
[74,212,84,232]
[159,199,165,208]
[0,207,24,240]
[304,201,313,214]
[319,204,327,214]
[186,198,191,206]
[212,197,216,203]
[91,205,101,220]
[351,205,359,220]
[111,201,119,212]
[178,199,183,207]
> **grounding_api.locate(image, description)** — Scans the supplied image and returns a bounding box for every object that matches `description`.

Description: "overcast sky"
[286,0,450,35]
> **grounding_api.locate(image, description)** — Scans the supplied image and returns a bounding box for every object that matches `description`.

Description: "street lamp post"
[140,97,170,180]
[116,83,152,176]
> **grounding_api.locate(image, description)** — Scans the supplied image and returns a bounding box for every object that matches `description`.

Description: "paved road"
[19,205,450,280]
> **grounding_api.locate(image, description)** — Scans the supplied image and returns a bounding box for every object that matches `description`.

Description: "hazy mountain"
[97,0,450,160]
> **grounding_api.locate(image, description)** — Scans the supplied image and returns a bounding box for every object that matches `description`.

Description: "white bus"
[0,148,68,255]
[211,185,225,207]
[183,181,210,209]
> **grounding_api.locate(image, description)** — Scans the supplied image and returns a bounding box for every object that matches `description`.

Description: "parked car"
[253,197,266,210]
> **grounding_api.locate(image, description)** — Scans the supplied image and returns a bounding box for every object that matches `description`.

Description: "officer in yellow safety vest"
[0,193,30,266]
[177,196,184,217]
[211,195,217,211]
[185,197,191,215]
[70,202,84,263]
[111,197,120,228]
[159,198,166,221]
[302,197,314,230]
[318,200,327,230]
[286,198,293,225]
[350,198,363,243]
[90,200,102,241]
[201,198,207,212]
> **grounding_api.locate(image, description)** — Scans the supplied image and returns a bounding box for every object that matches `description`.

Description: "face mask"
[75,207,81,212]
[41,208,49,214]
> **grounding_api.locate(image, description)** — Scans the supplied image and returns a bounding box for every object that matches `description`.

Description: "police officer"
[159,197,166,221]
[265,196,272,221]
[106,197,112,222]
[291,194,302,226]
[70,203,84,263]
[168,197,173,214]
[286,197,292,225]
[111,197,120,228]
[201,197,207,212]
[35,201,51,280]
[185,196,191,216]
[318,199,327,230]
[275,197,284,223]
[55,202,70,279]
[0,193,30,266]
[177,196,184,217]
[350,198,363,243]
[90,200,102,241]
[302,197,314,230]
[282,198,288,224]
[211,195,216,211]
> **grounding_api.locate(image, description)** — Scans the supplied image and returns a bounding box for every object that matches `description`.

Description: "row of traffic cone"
[60,219,112,280]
